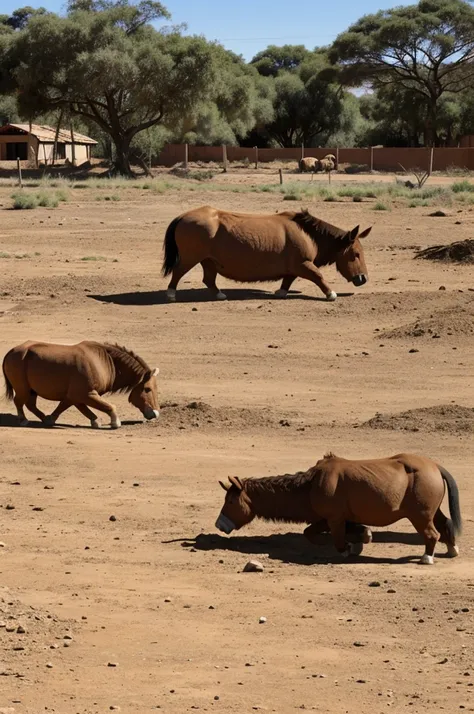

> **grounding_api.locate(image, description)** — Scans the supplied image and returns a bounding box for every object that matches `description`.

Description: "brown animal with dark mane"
[215,452,462,564]
[3,341,160,429]
[162,206,371,303]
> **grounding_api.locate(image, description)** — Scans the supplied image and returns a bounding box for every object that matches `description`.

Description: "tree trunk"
[52,110,63,166]
[111,135,133,176]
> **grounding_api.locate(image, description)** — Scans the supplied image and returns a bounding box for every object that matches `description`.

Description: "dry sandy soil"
[0,170,473,714]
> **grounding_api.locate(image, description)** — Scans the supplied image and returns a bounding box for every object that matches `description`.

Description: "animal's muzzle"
[143,408,160,420]
[352,274,367,287]
[215,513,235,534]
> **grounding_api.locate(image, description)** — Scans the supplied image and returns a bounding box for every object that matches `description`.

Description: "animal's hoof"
[110,418,121,430]
[43,416,55,428]
[363,528,373,544]
[166,289,177,303]
[349,542,364,556]
[215,291,227,301]
[274,289,288,299]
[419,553,435,565]
[447,544,459,558]
[19,419,30,427]
[338,547,351,559]
[326,291,337,302]
[91,419,100,430]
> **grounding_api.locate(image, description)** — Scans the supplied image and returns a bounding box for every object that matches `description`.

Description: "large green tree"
[6,1,225,174]
[328,0,474,146]
[250,44,311,77]
[261,52,349,147]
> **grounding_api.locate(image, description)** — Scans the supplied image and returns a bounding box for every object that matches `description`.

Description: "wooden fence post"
[370,146,374,172]
[17,157,23,188]
[254,146,258,170]
[336,146,339,168]
[301,143,304,160]
[279,168,283,185]
[222,144,228,173]
[429,146,434,175]
[184,143,189,170]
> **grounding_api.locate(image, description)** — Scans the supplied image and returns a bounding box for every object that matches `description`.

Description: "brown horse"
[162,207,371,303]
[2,341,160,429]
[215,452,462,564]
[299,157,320,173]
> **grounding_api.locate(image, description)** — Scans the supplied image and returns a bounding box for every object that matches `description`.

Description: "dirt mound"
[156,400,297,432]
[362,404,474,434]
[379,304,474,340]
[415,239,474,264]
[0,586,77,677]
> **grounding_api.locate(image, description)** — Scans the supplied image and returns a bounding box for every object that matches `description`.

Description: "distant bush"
[12,192,38,209]
[451,179,474,193]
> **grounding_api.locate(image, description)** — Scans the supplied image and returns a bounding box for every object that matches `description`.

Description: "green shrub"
[451,179,474,193]
[12,192,38,209]
[373,201,389,211]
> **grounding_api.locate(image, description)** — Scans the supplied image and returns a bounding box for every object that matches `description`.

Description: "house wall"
[37,142,90,164]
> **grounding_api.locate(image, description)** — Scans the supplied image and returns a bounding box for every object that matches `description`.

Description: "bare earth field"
[0,170,473,714]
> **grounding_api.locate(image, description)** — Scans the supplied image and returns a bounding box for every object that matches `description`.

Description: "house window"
[6,142,28,160]
[56,143,66,159]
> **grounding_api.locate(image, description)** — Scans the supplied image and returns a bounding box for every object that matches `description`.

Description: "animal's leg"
[25,392,47,424]
[75,404,100,429]
[166,260,201,303]
[201,259,227,301]
[304,519,330,544]
[328,519,359,558]
[45,398,72,427]
[13,394,28,426]
[346,522,373,545]
[295,260,337,301]
[410,516,440,565]
[275,275,296,298]
[434,508,459,558]
[84,392,121,429]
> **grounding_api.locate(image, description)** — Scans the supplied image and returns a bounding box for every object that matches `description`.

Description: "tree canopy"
[0,0,473,168]
[329,0,474,145]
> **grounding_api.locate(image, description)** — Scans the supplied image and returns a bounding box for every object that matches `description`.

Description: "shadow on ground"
[168,530,432,566]
[88,288,355,306]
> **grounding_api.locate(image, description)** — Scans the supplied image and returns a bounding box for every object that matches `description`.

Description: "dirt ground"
[0,172,473,714]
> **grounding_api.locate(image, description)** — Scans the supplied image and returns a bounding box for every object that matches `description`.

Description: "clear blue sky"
[2,0,413,60]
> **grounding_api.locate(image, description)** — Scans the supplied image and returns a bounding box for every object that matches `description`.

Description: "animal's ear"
[358,226,372,239]
[152,367,159,376]
[229,476,243,491]
[219,480,229,491]
[349,225,360,242]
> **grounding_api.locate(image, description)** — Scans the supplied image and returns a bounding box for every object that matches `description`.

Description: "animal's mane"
[103,343,150,393]
[241,470,315,524]
[290,210,348,267]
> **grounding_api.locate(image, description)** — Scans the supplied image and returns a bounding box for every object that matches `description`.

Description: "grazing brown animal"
[299,157,320,173]
[215,452,462,564]
[162,206,371,303]
[2,341,160,429]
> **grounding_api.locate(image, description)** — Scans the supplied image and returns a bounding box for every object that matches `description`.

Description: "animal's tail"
[438,463,462,536]
[2,352,14,401]
[162,216,182,277]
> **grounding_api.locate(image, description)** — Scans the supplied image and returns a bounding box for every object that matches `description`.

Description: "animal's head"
[335,225,371,286]
[129,367,160,420]
[215,476,254,534]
